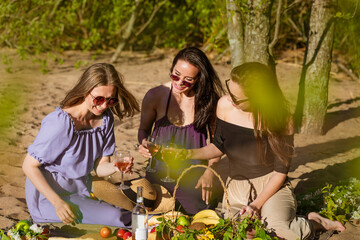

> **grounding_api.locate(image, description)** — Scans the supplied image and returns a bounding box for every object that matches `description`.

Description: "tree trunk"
[297,0,336,135]
[244,0,272,65]
[110,0,140,63]
[226,0,244,67]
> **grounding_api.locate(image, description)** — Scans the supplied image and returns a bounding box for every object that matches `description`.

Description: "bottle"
[132,186,148,240]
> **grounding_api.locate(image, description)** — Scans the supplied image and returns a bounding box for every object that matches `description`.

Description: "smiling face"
[171,59,199,93]
[86,85,117,115]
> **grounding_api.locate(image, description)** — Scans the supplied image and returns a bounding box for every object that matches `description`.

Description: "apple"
[176,216,190,227]
[176,225,184,233]
[122,231,132,240]
[116,228,127,238]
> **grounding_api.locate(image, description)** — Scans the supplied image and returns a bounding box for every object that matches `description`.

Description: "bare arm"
[138,89,158,158]
[195,120,222,204]
[22,154,76,224]
[188,143,223,160]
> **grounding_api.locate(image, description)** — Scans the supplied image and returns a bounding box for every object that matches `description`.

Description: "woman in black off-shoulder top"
[167,62,345,240]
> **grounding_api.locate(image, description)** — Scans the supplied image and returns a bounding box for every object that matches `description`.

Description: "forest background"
[0,0,359,238]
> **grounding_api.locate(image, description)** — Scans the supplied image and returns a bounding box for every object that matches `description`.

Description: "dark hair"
[170,47,224,132]
[231,62,293,166]
[60,63,140,120]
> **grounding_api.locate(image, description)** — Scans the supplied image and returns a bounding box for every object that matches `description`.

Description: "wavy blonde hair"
[60,63,139,120]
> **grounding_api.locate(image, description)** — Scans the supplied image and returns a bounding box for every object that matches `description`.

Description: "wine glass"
[160,143,176,183]
[146,136,160,173]
[114,150,131,190]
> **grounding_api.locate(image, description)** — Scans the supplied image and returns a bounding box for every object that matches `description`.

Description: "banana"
[191,217,220,226]
[192,209,219,220]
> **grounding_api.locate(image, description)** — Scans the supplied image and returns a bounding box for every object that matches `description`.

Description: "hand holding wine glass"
[146,136,160,173]
[114,150,132,190]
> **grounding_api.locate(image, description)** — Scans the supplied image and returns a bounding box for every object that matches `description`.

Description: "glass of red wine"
[146,136,160,173]
[114,150,131,190]
[160,143,176,183]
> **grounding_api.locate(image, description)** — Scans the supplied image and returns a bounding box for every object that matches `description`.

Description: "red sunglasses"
[169,73,196,88]
[89,93,119,106]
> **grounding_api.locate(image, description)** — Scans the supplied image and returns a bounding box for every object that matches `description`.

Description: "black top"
[213,118,292,180]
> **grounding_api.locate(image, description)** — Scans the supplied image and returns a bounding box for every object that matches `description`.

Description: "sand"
[0,48,359,239]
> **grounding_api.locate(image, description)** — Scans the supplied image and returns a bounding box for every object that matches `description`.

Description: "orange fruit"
[100,227,112,238]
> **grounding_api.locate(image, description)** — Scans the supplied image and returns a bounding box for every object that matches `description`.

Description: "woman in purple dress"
[22,63,140,226]
[137,47,224,214]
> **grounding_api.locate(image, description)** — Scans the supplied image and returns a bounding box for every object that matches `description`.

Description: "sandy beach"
[0,48,359,238]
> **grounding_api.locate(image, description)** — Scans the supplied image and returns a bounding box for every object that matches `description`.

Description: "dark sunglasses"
[169,73,196,88]
[225,79,248,105]
[89,93,119,106]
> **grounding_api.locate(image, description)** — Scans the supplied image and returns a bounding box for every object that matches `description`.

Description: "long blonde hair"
[231,62,294,166]
[60,63,140,120]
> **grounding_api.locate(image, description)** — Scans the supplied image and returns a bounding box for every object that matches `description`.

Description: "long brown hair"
[60,63,140,120]
[231,62,294,166]
[170,47,224,132]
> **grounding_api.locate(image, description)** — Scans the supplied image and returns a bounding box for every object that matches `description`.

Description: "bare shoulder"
[216,95,233,120]
[143,82,171,103]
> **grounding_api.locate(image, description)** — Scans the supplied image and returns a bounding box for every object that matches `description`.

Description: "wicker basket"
[154,165,263,240]
[172,164,232,219]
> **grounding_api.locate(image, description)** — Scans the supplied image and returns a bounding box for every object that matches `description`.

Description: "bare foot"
[308,212,346,232]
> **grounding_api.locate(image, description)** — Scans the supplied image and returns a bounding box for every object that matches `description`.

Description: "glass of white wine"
[146,136,160,173]
[160,143,176,183]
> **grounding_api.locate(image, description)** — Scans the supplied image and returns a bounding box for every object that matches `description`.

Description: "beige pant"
[222,172,314,240]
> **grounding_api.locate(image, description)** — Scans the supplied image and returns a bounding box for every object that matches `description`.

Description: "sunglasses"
[89,93,119,106]
[225,79,248,105]
[169,73,196,88]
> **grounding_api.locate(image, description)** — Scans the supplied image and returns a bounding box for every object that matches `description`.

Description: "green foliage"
[0,0,358,75]
[320,178,360,223]
[2,219,49,240]
[155,215,278,239]
[0,229,10,240]
[74,60,89,69]
[297,178,360,224]
[0,0,227,61]
[0,83,25,134]
[333,0,360,76]
[1,54,13,73]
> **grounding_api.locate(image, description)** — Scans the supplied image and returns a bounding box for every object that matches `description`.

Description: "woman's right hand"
[239,204,259,219]
[54,199,77,225]
[138,139,152,158]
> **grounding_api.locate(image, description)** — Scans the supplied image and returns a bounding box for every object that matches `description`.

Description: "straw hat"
[92,176,174,214]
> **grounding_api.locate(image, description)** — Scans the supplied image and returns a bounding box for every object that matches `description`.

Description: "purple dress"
[25,107,131,227]
[146,86,217,214]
